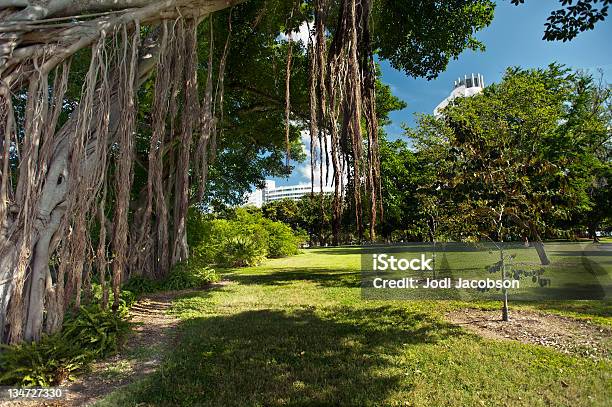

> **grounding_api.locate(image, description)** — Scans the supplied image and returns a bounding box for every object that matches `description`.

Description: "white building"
[245,189,264,207]
[245,180,334,207]
[245,180,274,207]
[434,73,485,117]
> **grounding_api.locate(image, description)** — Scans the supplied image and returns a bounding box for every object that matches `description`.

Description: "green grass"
[97,247,611,406]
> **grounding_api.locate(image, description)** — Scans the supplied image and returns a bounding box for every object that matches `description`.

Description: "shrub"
[190,218,233,264]
[264,220,302,257]
[119,289,138,309]
[62,305,130,358]
[163,259,220,290]
[0,305,130,386]
[187,207,303,267]
[122,275,160,297]
[0,336,84,386]
[122,260,220,296]
[220,235,267,267]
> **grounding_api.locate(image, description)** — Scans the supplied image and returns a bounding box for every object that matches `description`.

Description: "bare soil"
[447,308,612,359]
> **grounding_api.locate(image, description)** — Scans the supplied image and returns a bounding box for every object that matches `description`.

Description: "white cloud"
[296,129,336,188]
[279,21,312,45]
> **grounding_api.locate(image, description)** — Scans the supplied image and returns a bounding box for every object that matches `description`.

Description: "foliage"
[512,0,611,41]
[222,235,268,267]
[0,306,130,387]
[403,65,611,243]
[378,136,434,241]
[188,206,304,267]
[123,260,220,296]
[262,197,331,245]
[122,276,161,297]
[165,259,220,290]
[372,0,495,79]
[263,220,302,258]
[61,306,131,359]
[262,199,301,231]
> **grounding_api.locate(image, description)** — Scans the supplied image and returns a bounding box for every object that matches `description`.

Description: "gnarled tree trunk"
[0,0,242,344]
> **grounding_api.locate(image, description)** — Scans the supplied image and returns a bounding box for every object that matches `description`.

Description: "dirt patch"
[1,282,228,407]
[447,308,611,359]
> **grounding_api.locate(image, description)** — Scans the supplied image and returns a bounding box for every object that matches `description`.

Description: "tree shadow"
[113,305,466,406]
[227,267,362,288]
[306,246,369,255]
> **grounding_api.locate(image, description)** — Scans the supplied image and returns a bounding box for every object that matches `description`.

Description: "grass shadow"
[226,267,362,288]
[102,305,465,406]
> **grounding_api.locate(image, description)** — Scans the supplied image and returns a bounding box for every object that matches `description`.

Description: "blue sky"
[273,0,612,187]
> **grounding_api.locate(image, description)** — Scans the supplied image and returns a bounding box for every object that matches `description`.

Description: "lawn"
[98,247,611,406]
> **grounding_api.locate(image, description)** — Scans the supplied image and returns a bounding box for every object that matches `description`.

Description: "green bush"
[122,260,220,296]
[0,336,84,386]
[263,220,302,258]
[122,275,160,297]
[188,207,303,267]
[62,305,130,358]
[190,218,234,264]
[0,305,130,386]
[220,235,267,267]
[163,259,220,290]
[119,289,138,309]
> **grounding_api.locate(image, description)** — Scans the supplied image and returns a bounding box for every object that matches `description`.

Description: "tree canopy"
[399,65,611,258]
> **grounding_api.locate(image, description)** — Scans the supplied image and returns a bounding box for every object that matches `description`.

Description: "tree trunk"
[531,233,550,266]
[518,221,550,266]
[588,223,600,243]
[1,14,155,343]
[501,251,509,322]
[23,209,62,341]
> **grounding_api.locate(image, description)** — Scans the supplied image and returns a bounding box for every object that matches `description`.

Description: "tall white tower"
[434,73,485,117]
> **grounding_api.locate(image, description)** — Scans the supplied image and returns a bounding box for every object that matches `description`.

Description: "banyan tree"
[0,0,496,344]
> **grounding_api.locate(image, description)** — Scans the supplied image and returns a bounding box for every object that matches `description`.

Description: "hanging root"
[211,8,233,164]
[111,23,140,312]
[284,3,297,167]
[195,16,216,203]
[308,32,318,196]
[172,18,200,265]
[309,0,381,244]
[284,32,293,167]
[5,60,50,343]
[0,85,14,240]
[133,20,171,277]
